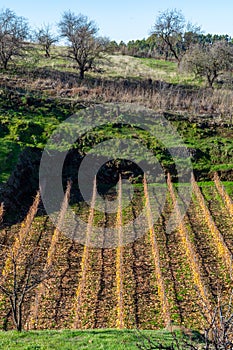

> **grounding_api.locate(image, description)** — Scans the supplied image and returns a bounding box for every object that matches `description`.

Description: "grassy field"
[0,329,198,350]
[15,49,200,85]
[0,88,232,183]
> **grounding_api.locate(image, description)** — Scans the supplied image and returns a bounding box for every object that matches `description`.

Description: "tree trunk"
[17,316,22,332]
[79,67,85,80]
[166,39,180,62]
[3,60,8,70]
[16,305,22,332]
[207,75,214,89]
[11,298,23,331]
[45,46,50,58]
[207,70,218,89]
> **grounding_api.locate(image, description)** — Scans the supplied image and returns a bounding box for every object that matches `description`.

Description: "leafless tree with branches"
[34,24,58,58]
[151,9,201,64]
[181,40,233,88]
[0,193,52,331]
[58,11,109,79]
[0,8,29,69]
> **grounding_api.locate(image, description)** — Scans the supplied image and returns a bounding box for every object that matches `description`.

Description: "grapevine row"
[2,191,40,277]
[46,181,72,268]
[191,173,232,271]
[167,173,212,319]
[73,177,97,328]
[143,174,171,326]
[116,175,124,329]
[28,182,71,329]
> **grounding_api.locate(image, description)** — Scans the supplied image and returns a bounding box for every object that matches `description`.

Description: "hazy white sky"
[1,0,232,42]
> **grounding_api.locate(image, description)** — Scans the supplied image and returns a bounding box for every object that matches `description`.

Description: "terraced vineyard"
[0,173,232,331]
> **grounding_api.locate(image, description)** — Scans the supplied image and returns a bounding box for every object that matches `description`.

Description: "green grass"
[96,54,202,86]
[138,57,176,72]
[211,163,233,172]
[99,54,200,85]
[222,181,233,197]
[0,92,76,182]
[0,96,232,183]
[0,329,183,350]
[23,49,199,86]
[0,140,21,182]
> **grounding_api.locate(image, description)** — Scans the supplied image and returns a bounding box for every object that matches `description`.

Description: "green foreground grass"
[0,329,185,350]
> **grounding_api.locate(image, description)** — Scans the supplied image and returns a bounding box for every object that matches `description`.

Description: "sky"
[1,0,233,43]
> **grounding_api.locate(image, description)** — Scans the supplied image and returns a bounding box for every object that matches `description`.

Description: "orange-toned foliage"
[167,173,212,320]
[116,175,124,329]
[73,177,96,328]
[191,173,232,271]
[144,174,171,326]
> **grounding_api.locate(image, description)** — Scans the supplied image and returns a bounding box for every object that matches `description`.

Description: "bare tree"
[0,193,52,332]
[58,11,108,79]
[202,290,233,350]
[151,9,201,64]
[181,40,233,88]
[0,243,52,331]
[0,8,29,69]
[35,24,58,58]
